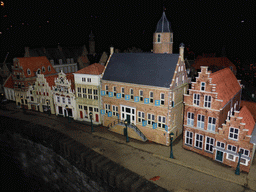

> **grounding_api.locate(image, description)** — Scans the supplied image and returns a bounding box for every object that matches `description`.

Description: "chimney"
[179,43,185,61]
[110,47,114,55]
[25,47,30,57]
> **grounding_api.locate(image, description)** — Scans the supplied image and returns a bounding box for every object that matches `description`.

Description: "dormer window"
[201,82,205,91]
[157,34,161,42]
[27,69,31,75]
[42,66,45,73]
[48,66,51,71]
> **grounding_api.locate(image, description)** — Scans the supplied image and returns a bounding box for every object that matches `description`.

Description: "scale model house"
[183,66,256,172]
[100,11,190,145]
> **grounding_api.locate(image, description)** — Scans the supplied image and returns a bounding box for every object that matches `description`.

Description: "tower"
[89,30,95,56]
[153,11,173,54]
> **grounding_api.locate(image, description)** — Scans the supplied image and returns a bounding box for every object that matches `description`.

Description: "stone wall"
[0,117,167,192]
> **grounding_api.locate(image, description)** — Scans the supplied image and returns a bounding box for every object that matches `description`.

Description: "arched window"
[27,68,31,75]
[37,69,41,74]
[48,66,51,71]
[42,66,45,72]
[157,34,161,42]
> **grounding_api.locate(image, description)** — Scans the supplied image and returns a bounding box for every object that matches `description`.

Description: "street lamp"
[170,132,174,159]
[46,99,50,116]
[20,95,25,113]
[124,119,129,143]
[65,105,70,123]
[89,112,94,133]
[235,150,242,175]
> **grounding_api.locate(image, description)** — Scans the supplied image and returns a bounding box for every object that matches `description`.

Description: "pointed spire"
[155,11,172,33]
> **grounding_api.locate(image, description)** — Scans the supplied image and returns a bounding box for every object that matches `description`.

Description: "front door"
[126,114,131,124]
[80,111,83,119]
[64,109,67,117]
[96,114,99,122]
[216,150,223,162]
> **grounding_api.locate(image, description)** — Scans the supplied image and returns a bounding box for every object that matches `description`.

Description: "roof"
[210,68,241,107]
[3,74,14,89]
[241,100,256,122]
[44,75,58,89]
[155,11,172,33]
[66,73,75,90]
[75,63,105,75]
[16,56,56,77]
[239,106,255,135]
[193,57,237,71]
[103,53,179,88]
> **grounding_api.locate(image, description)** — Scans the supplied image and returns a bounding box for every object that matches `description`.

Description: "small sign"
[108,92,113,97]
[116,93,121,99]
[101,90,105,96]
[144,98,149,104]
[153,123,157,129]
[134,96,139,102]
[142,120,147,127]
[165,125,168,132]
[125,95,130,100]
[108,111,112,117]
[100,109,105,114]
[155,100,160,106]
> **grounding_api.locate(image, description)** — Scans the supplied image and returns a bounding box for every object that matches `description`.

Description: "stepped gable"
[210,68,241,107]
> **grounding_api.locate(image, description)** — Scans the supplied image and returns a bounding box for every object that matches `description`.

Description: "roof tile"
[193,57,236,71]
[241,100,256,122]
[75,63,104,75]
[3,75,14,88]
[239,105,255,135]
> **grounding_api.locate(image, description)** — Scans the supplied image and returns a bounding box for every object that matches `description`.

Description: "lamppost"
[89,112,94,133]
[46,99,50,116]
[20,95,25,113]
[124,119,129,143]
[235,150,242,175]
[65,105,70,123]
[170,132,174,159]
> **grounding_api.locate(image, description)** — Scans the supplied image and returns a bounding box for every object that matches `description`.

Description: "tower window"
[157,34,161,42]
[170,34,173,42]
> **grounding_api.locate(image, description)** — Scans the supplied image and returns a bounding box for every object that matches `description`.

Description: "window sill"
[194,146,203,150]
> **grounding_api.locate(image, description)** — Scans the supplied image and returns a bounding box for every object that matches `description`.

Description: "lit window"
[149,91,153,103]
[205,136,214,153]
[229,127,239,140]
[195,134,203,149]
[185,131,193,146]
[193,94,200,106]
[208,117,216,131]
[187,112,194,126]
[204,95,212,108]
[197,114,205,129]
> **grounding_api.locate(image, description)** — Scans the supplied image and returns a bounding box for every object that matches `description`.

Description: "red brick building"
[183,66,256,172]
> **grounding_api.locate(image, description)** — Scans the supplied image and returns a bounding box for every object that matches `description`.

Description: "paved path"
[1,102,255,192]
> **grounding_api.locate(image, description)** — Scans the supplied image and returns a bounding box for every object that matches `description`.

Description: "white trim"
[185,130,193,146]
[205,136,214,153]
[226,153,237,162]
[228,127,239,141]
[194,133,204,149]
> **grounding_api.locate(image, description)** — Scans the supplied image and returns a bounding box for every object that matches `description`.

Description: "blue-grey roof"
[250,124,256,144]
[155,12,172,33]
[103,53,179,88]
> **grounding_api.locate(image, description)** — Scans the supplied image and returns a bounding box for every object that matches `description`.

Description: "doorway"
[96,114,99,122]
[80,111,83,119]
[216,150,223,162]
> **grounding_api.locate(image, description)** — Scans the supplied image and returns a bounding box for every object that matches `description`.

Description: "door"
[216,150,223,162]
[59,106,62,114]
[126,114,131,124]
[64,109,67,117]
[96,114,99,122]
[80,111,83,119]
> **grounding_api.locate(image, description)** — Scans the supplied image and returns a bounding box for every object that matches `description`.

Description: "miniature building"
[3,74,15,101]
[101,11,190,145]
[74,63,105,124]
[52,71,76,119]
[183,66,256,172]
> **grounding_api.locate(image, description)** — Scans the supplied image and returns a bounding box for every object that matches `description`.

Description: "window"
[158,116,166,129]
[77,87,81,97]
[229,127,239,140]
[88,89,92,99]
[93,89,98,100]
[139,90,143,101]
[68,98,71,104]
[197,114,205,129]
[208,117,216,131]
[67,58,70,64]
[62,97,65,103]
[31,96,34,101]
[216,141,225,149]
[193,94,200,106]
[57,97,60,103]
[201,82,205,91]
[227,144,237,153]
[138,111,145,123]
[187,112,194,126]
[130,89,134,100]
[121,87,124,98]
[181,66,183,71]
[205,137,214,153]
[195,134,203,149]
[182,75,184,83]
[82,78,86,82]
[94,108,99,112]
[48,66,51,71]
[30,90,32,94]
[113,87,117,96]
[160,93,165,105]
[149,91,153,103]
[37,98,40,103]
[37,69,41,74]
[240,158,247,166]
[105,104,110,113]
[82,88,87,98]
[27,69,31,75]
[204,95,212,108]
[178,66,180,72]
[78,105,83,109]
[112,105,118,116]
[147,114,155,125]
[87,78,91,82]
[240,148,250,157]
[42,66,45,72]
[185,131,193,146]
[157,34,161,42]
[105,85,109,95]
[226,153,236,161]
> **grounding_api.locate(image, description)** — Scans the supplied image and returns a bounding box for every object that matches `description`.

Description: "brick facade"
[153,32,173,54]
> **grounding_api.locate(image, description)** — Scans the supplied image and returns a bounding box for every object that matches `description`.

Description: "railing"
[108,119,147,141]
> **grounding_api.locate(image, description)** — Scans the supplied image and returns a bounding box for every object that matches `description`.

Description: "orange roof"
[80,56,89,64]
[3,75,14,89]
[239,106,255,135]
[45,75,58,89]
[17,56,56,77]
[210,68,241,107]
[75,63,104,75]
[66,73,75,91]
[241,100,256,122]
[193,57,236,71]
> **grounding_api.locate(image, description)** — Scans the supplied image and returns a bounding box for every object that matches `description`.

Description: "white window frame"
[239,148,250,157]
[147,113,155,125]
[138,111,145,123]
[105,85,109,95]
[77,87,81,97]
[160,93,165,105]
[112,105,118,116]
[193,94,200,106]
[197,114,205,129]
[205,136,214,153]
[185,131,193,146]
[208,117,216,132]
[194,133,203,149]
[113,86,117,96]
[62,97,65,103]
[88,89,92,99]
[82,77,86,82]
[204,95,212,108]
[87,78,91,82]
[226,153,236,161]
[78,105,83,109]
[93,89,98,100]
[201,82,206,91]
[158,115,166,129]
[57,96,60,103]
[240,158,248,166]
[228,127,239,140]
[149,91,154,103]
[216,141,225,149]
[68,98,71,104]
[82,88,87,98]
[187,112,194,126]
[227,144,237,153]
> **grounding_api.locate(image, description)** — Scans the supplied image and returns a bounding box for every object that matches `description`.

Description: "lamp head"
[124,119,128,125]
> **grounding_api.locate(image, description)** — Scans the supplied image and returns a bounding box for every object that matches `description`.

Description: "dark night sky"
[0,0,255,63]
